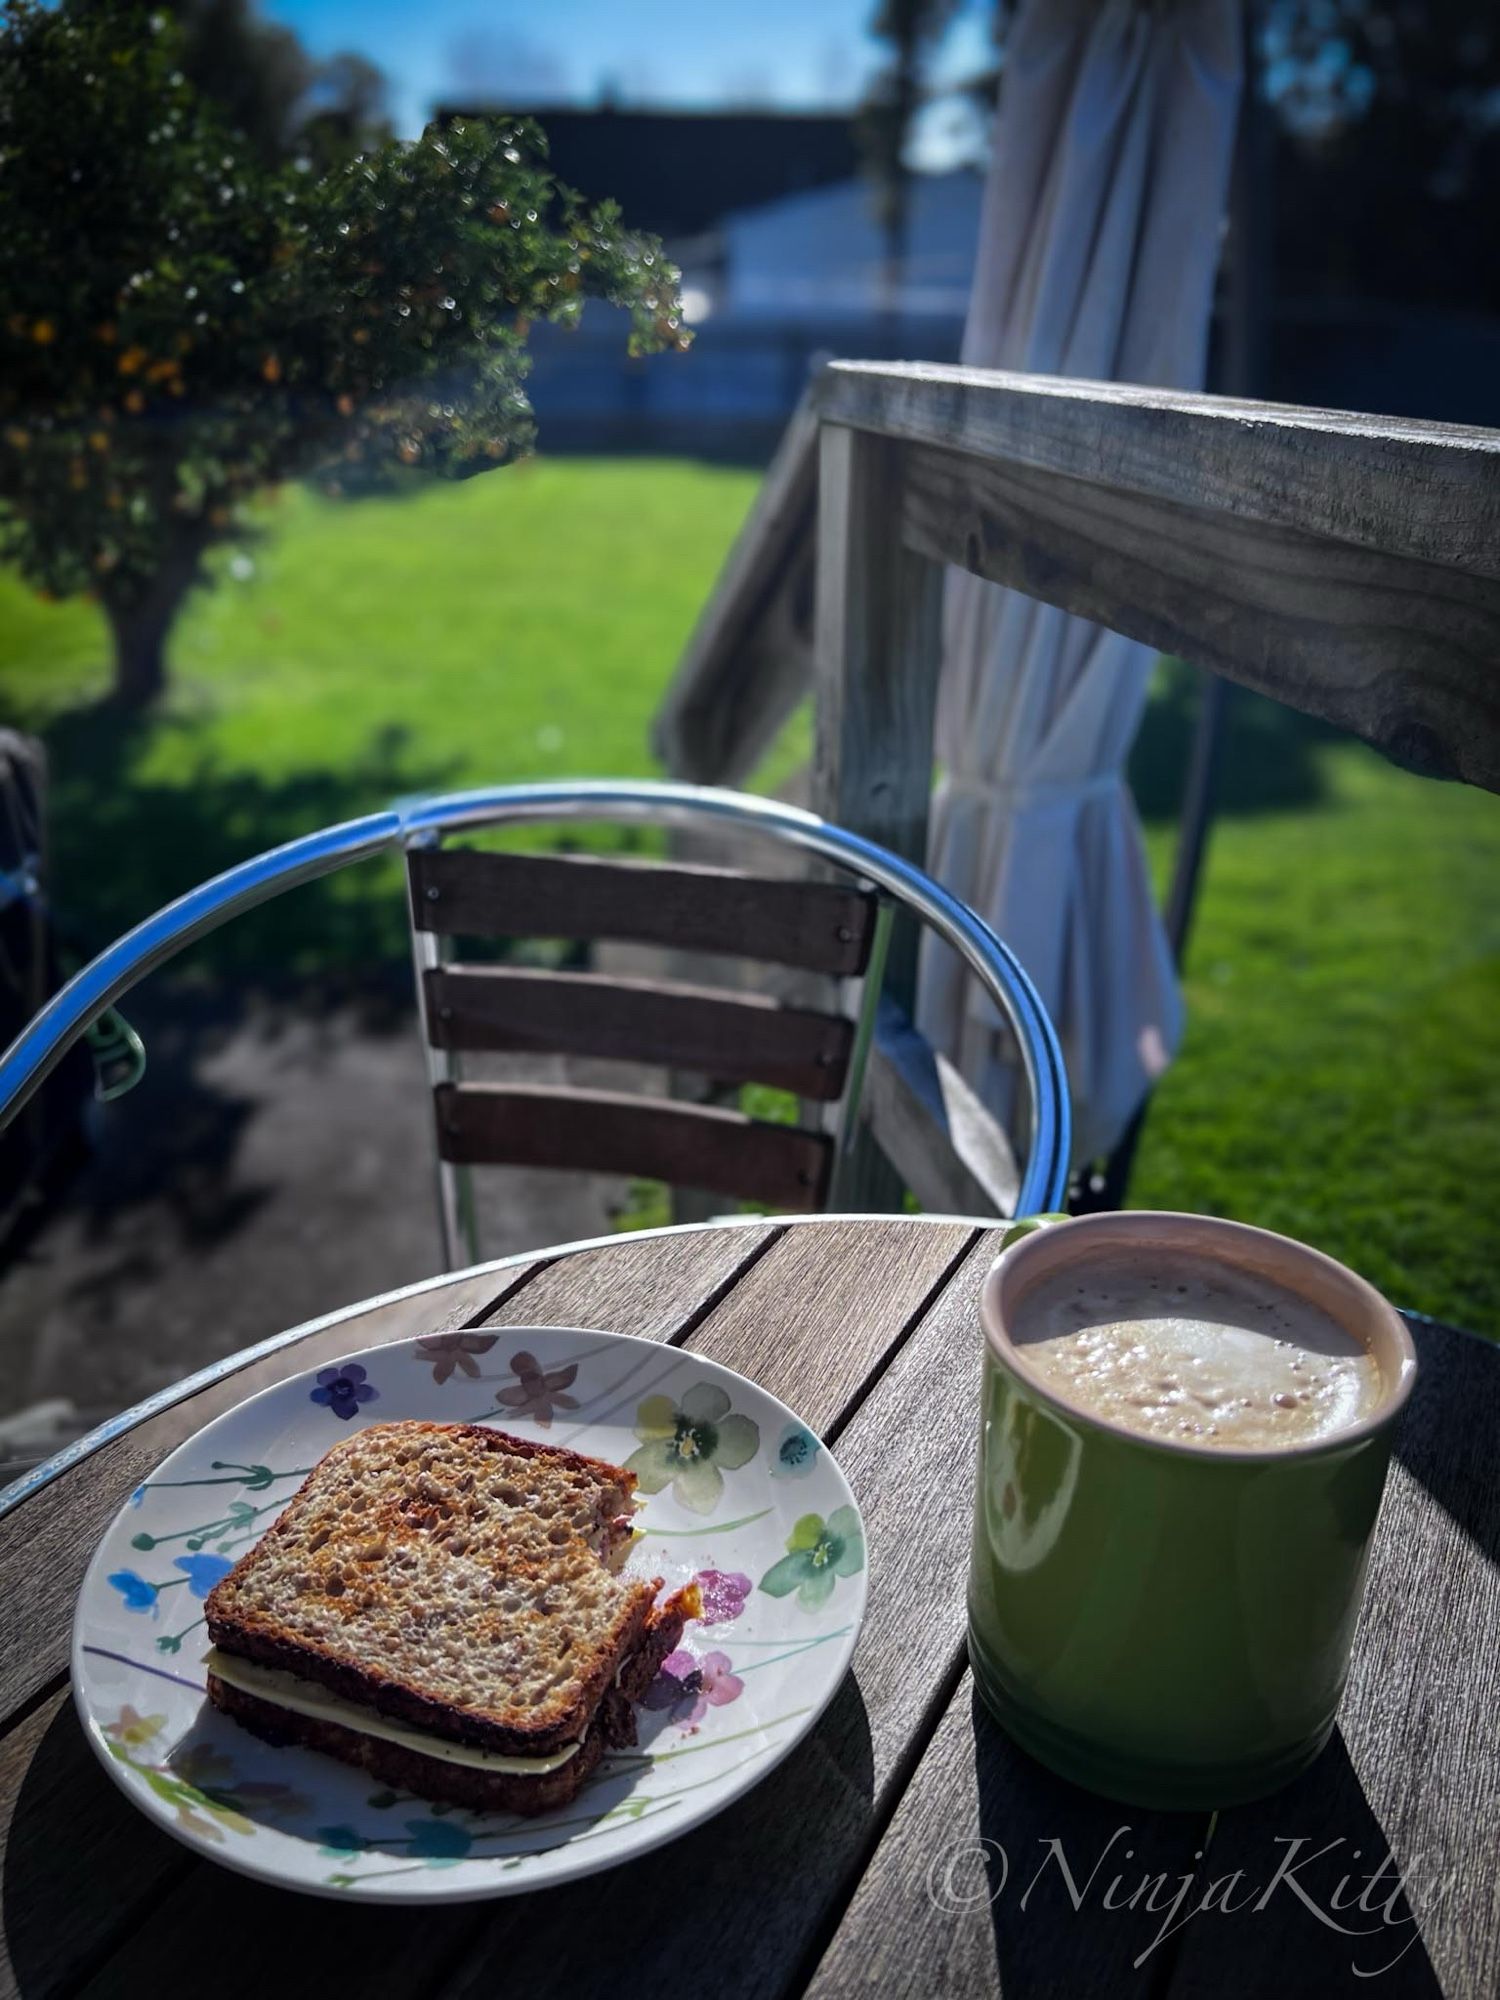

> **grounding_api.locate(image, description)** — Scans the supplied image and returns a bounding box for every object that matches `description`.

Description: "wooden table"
[2,1216,1496,1999]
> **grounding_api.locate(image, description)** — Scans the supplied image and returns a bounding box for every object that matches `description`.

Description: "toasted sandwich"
[202,1420,697,1814]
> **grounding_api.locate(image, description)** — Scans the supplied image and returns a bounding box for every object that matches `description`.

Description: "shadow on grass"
[1129,657,1340,826]
[10,694,657,1260]
[40,702,466,1001]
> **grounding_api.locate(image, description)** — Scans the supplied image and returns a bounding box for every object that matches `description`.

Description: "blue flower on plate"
[107,1569,159,1615]
[404,1819,473,1867]
[310,1363,378,1422]
[770,1421,821,1479]
[175,1553,234,1598]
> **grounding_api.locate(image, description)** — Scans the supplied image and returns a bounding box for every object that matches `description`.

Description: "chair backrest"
[405,842,881,1260]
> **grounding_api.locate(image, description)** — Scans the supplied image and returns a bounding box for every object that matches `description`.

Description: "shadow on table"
[970,1697,1442,1999]
[3,1670,880,1998]
[3,1695,486,1998]
[1395,1317,1500,1563]
[4,1697,193,1996]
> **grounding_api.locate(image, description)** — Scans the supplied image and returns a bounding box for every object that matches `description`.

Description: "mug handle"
[997,1212,1072,1254]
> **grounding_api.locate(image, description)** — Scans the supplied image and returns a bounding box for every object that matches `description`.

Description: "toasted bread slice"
[204,1421,667,1758]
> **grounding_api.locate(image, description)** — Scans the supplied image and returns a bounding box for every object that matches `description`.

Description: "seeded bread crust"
[204,1588,694,1815]
[205,1422,660,1756]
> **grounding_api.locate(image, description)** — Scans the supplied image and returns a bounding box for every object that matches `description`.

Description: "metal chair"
[0,782,1072,1268]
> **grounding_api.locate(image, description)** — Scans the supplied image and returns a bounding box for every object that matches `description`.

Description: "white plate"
[72,1325,867,1901]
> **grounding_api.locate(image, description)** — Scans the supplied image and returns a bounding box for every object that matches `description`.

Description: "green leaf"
[832,1530,866,1579]
[796,1565,838,1611]
[624,1438,678,1494]
[669,1455,723,1516]
[759,1551,813,1598]
[786,1513,827,1553]
[679,1382,730,1425]
[714,1412,759,1471]
[633,1394,677,1441]
[998,1214,1072,1253]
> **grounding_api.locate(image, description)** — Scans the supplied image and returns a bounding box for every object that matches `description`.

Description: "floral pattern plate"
[72,1325,868,1902]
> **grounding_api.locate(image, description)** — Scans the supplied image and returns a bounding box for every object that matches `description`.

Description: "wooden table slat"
[661,1214,975,1436]
[478,1217,780,1342]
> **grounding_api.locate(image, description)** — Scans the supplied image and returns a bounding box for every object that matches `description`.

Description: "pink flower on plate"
[698,1652,743,1709]
[642,1647,744,1729]
[694,1568,752,1627]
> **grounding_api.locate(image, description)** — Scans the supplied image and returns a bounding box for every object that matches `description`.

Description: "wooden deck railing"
[655,360,1500,1203]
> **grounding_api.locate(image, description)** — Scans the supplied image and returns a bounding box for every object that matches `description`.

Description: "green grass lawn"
[1,459,1496,1330]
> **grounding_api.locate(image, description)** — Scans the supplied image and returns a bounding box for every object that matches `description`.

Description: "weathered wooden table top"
[1,1215,1495,2000]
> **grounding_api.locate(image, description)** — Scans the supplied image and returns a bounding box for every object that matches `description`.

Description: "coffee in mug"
[1012,1248,1385,1451]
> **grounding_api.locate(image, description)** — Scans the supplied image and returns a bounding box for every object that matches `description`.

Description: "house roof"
[433,104,860,242]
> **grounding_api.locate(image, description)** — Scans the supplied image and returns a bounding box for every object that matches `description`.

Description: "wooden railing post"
[813,422,945,1207]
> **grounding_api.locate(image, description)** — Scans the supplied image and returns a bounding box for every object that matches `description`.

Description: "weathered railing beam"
[812,424,945,1208]
[813,427,946,988]
[819,360,1500,792]
[652,381,820,786]
[820,360,1500,582]
[896,436,1500,789]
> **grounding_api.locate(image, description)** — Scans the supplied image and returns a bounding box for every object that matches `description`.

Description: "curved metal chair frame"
[0,782,1072,1244]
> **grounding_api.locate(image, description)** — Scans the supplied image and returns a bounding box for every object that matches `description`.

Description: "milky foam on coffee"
[1011,1250,1384,1450]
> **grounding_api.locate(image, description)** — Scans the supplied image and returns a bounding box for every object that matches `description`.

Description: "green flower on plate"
[626,1383,759,1515]
[759,1508,865,1611]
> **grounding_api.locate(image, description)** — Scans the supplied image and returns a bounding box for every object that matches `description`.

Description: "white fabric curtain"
[916,0,1242,1164]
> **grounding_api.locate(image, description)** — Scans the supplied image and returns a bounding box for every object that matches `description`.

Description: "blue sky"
[263,0,996,142]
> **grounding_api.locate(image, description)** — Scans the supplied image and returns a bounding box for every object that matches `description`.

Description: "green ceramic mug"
[967,1211,1417,1810]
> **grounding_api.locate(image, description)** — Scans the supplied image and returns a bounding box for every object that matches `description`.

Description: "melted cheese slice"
[203,1649,583,1775]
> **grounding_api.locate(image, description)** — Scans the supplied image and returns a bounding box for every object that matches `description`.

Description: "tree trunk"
[102,535,205,708]
[104,598,169,707]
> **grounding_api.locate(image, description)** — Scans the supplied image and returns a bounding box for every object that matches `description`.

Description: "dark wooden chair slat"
[423,965,852,1100]
[433,1080,833,1210]
[408,846,877,975]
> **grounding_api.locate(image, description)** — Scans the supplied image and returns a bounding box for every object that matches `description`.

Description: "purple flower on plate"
[642,1647,701,1724]
[642,1647,743,1729]
[694,1569,752,1627]
[310,1363,377,1422]
[698,1652,743,1710]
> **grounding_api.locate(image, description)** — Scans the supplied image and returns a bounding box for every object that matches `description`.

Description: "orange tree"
[0,0,687,704]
